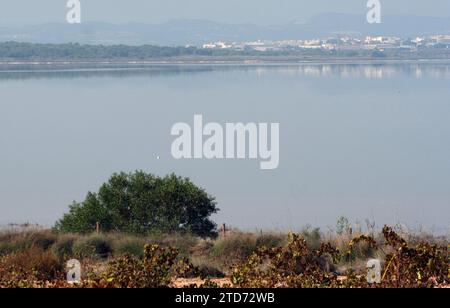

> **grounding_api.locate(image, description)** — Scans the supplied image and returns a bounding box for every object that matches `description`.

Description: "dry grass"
[0,226,447,288]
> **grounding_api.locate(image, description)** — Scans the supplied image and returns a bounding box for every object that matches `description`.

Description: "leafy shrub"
[55,171,219,237]
[73,235,112,259]
[26,231,57,250]
[51,234,77,259]
[210,232,284,265]
[0,231,57,255]
[92,244,179,288]
[345,234,379,262]
[210,233,257,263]
[231,226,449,288]
[112,237,147,257]
[0,246,63,287]
[231,233,339,288]
[379,226,448,288]
[0,241,15,256]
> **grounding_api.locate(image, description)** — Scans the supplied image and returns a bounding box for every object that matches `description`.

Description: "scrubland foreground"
[0,225,448,288]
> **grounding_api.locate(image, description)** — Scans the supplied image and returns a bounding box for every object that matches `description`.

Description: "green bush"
[210,234,254,263]
[211,232,285,264]
[25,231,57,250]
[0,242,15,256]
[112,237,147,257]
[73,235,112,259]
[55,171,219,237]
[0,231,57,255]
[51,234,77,259]
[95,245,179,288]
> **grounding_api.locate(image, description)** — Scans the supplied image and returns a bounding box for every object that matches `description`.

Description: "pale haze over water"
[0,64,449,233]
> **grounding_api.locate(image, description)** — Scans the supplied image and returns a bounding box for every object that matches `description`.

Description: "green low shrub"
[210,232,285,264]
[112,237,147,257]
[51,234,77,259]
[73,234,112,259]
[0,231,57,255]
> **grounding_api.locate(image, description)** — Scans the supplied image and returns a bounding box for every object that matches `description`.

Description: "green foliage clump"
[95,244,179,288]
[54,171,219,237]
[379,226,448,288]
[112,236,147,257]
[231,233,339,288]
[72,235,112,259]
[0,231,57,256]
[51,234,77,260]
[210,232,285,264]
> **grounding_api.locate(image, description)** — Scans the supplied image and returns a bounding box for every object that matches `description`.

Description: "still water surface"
[0,63,449,233]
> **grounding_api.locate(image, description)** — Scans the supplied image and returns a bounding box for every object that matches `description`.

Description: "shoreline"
[1,57,450,69]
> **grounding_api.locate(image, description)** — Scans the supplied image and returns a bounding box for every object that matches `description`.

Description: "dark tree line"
[0,42,264,60]
[0,41,331,60]
[0,42,197,59]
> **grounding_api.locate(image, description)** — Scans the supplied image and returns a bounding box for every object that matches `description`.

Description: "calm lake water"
[0,63,449,233]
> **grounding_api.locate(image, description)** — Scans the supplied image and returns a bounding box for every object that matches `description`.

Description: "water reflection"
[262,63,450,79]
[1,62,450,80]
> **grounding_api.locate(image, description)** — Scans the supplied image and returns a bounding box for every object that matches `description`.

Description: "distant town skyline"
[201,34,450,53]
[1,0,450,26]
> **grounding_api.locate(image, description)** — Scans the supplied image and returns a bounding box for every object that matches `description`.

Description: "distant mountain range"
[1,13,450,46]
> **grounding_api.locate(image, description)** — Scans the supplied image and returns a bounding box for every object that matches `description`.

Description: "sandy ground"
[172,277,449,288]
[172,278,232,288]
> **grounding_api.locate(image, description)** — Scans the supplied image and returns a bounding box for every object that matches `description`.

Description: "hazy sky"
[1,0,450,26]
